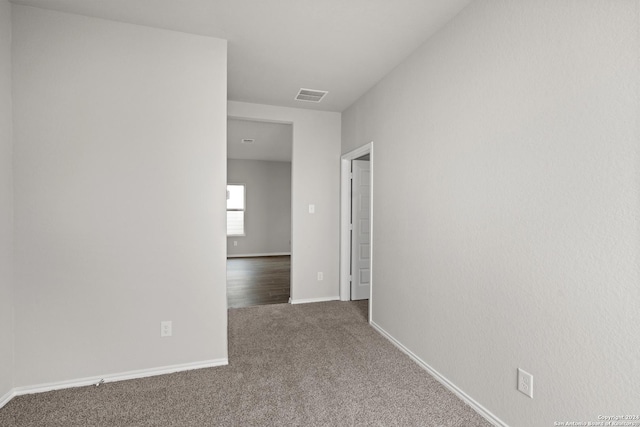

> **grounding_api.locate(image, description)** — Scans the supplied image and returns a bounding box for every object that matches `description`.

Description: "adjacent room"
[1,1,638,426]
[226,118,293,308]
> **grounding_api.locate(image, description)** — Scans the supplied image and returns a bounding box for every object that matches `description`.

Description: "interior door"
[351,159,371,300]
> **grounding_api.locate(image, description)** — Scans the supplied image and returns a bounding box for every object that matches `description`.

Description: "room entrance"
[226,118,293,308]
[340,142,374,319]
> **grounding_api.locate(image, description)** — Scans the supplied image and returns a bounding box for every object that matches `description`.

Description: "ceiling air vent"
[241,138,255,144]
[295,88,328,103]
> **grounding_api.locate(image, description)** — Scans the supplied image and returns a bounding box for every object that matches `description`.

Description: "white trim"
[340,142,374,322]
[339,156,351,301]
[10,359,228,399]
[370,321,508,427]
[0,389,14,409]
[342,143,373,161]
[227,252,291,258]
[290,296,339,305]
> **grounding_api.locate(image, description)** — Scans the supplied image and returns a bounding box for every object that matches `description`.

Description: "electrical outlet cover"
[517,368,533,398]
[161,321,172,337]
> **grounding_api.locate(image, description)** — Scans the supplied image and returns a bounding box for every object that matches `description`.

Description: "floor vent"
[295,88,328,103]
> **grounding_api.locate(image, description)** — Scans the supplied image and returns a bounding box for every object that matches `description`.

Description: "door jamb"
[340,142,373,322]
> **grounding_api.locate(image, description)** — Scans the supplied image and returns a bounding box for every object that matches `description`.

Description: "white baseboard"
[290,296,339,305]
[370,321,508,427]
[227,252,291,258]
[0,389,14,409]
[9,358,228,402]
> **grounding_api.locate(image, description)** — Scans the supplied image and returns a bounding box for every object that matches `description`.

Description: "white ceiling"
[10,0,472,112]
[228,118,292,162]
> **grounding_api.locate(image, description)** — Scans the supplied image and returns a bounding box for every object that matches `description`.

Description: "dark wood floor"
[227,256,291,308]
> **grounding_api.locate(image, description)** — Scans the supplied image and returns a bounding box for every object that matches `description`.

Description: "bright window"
[227,184,245,236]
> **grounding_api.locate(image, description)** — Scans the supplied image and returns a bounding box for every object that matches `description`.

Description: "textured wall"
[227,159,292,256]
[12,6,228,387]
[342,1,640,425]
[0,0,14,402]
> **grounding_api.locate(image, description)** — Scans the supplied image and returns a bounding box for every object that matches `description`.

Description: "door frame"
[340,142,374,321]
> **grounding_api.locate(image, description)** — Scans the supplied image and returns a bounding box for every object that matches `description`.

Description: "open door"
[351,159,371,300]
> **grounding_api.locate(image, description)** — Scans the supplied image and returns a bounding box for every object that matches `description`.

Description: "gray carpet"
[0,301,491,426]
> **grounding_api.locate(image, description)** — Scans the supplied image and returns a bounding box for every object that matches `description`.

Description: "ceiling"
[10,0,472,112]
[228,119,292,162]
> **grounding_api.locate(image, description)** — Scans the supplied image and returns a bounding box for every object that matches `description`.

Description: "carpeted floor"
[0,301,491,426]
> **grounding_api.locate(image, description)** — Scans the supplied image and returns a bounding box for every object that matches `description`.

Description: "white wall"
[229,101,341,303]
[342,1,640,426]
[0,0,14,403]
[12,6,228,387]
[227,159,291,256]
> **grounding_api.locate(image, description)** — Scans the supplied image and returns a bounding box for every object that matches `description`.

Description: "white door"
[351,160,371,300]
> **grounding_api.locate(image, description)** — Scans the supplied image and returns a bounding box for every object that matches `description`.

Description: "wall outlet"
[517,368,533,398]
[233,240,238,247]
[161,321,172,337]
[317,272,323,281]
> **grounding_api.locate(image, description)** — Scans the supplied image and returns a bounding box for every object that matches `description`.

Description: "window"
[227,184,245,236]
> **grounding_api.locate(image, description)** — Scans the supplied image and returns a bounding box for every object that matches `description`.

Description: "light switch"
[309,204,315,214]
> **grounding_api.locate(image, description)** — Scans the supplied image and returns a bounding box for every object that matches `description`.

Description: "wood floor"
[227,256,290,308]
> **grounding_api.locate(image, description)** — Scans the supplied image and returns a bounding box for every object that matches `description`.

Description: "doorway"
[340,142,373,321]
[350,156,370,300]
[226,117,293,308]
